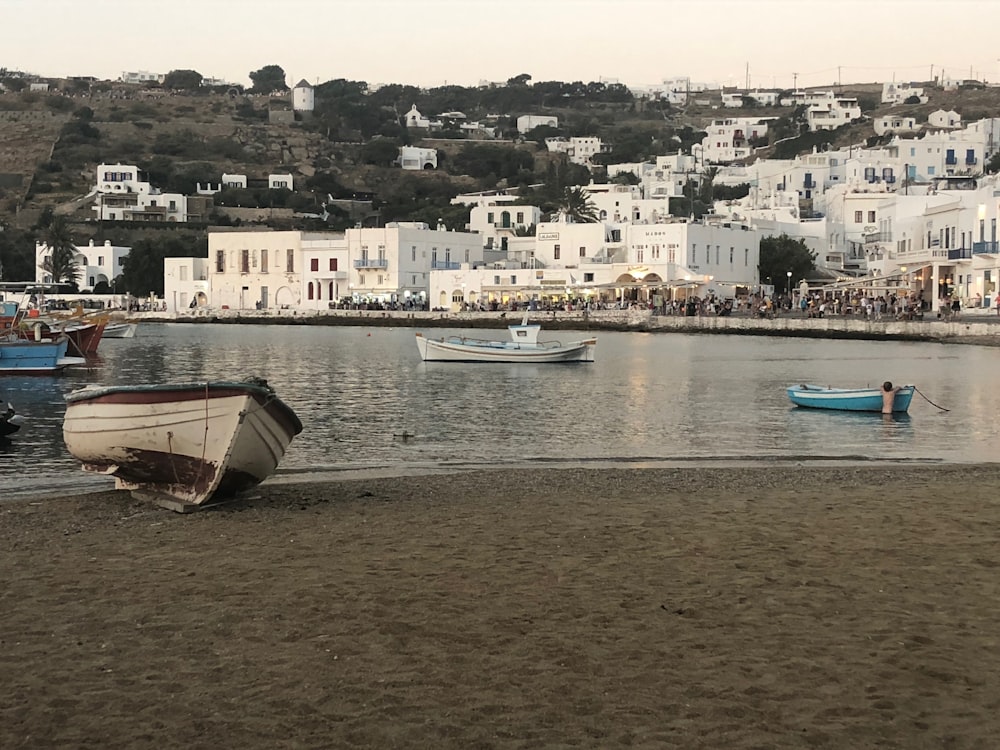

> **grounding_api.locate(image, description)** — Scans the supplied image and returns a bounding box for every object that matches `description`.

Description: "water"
[2,322,997,500]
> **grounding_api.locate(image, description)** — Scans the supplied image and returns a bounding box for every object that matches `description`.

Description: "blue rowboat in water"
[786,384,915,413]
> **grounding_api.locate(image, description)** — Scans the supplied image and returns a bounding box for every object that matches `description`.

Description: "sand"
[3,465,1000,749]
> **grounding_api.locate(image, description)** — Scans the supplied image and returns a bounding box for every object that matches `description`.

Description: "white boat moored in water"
[415,315,596,363]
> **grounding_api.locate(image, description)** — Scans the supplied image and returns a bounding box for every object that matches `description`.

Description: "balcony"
[431,261,460,270]
[948,248,972,260]
[973,241,999,254]
[945,156,958,165]
[803,179,817,189]
[967,157,978,165]
[353,258,388,269]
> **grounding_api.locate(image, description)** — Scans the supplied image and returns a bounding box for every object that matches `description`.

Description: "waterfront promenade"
[139,304,1000,345]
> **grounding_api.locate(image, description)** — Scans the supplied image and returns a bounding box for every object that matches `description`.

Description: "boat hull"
[415,332,596,363]
[102,322,138,339]
[0,337,71,374]
[786,384,915,413]
[63,381,303,507]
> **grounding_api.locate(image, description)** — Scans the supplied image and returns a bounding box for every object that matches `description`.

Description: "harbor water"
[2,322,998,500]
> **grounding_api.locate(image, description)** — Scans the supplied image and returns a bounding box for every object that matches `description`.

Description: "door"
[260,286,269,309]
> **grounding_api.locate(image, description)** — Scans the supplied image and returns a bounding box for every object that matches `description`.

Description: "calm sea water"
[2,322,997,500]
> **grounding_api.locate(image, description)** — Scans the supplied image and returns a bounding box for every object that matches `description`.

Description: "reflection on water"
[2,322,997,499]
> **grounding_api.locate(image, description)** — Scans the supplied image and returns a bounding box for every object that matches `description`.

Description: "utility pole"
[793,72,798,92]
[745,61,750,91]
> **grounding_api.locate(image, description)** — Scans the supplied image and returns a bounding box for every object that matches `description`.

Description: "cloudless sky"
[8,0,1000,90]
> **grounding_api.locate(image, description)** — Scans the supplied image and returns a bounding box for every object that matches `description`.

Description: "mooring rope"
[913,385,950,412]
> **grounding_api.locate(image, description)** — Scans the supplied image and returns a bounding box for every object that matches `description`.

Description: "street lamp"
[786,270,792,294]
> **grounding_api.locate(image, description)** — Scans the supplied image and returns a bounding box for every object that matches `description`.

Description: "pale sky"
[8,0,1000,90]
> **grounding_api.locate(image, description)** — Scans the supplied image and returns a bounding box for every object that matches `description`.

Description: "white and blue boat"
[0,335,84,374]
[786,384,915,413]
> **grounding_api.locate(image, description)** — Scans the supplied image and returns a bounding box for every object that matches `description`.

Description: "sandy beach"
[3,465,1000,749]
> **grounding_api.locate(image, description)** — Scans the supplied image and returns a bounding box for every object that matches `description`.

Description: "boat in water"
[415,315,596,363]
[0,335,85,374]
[102,322,138,339]
[1,397,24,437]
[62,377,303,510]
[786,383,915,413]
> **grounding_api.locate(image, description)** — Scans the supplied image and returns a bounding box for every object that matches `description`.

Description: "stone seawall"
[139,307,1000,346]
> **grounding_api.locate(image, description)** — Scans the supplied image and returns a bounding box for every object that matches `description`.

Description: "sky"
[7,0,1000,91]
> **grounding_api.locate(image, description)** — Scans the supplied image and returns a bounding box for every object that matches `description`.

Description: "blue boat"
[0,336,80,375]
[786,384,915,413]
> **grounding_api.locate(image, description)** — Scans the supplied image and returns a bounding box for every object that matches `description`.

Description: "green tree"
[759,234,817,293]
[162,69,204,91]
[40,216,81,288]
[360,137,402,166]
[249,64,288,94]
[554,186,598,223]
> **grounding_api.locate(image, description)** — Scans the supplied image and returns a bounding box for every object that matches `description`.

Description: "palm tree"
[40,216,81,288]
[555,186,599,223]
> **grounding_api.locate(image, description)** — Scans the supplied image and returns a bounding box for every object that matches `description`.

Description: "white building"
[429,216,760,311]
[516,115,558,133]
[292,79,314,112]
[163,257,211,312]
[806,97,862,131]
[881,81,928,105]
[873,115,920,137]
[167,224,485,312]
[92,163,206,222]
[696,118,775,164]
[404,104,431,129]
[269,173,293,190]
[469,202,541,252]
[120,71,165,85]
[398,146,438,170]
[35,239,130,292]
[545,136,611,167]
[222,173,248,189]
[927,109,962,130]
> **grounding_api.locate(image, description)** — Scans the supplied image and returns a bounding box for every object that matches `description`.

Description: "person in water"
[881,381,902,414]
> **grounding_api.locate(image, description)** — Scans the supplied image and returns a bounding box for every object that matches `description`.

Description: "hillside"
[1,77,999,237]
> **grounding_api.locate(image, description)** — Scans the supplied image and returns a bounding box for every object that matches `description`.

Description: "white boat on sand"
[63,377,302,511]
[415,315,596,363]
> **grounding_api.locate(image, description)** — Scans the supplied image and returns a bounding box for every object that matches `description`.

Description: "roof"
[294,79,313,89]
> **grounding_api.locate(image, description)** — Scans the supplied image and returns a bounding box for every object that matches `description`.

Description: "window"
[579,246,586,257]
[516,212,524,223]
[868,211,876,223]
[261,249,268,273]
[487,212,494,224]
[452,290,464,304]
[553,244,561,260]
[729,247,734,264]
[411,247,417,262]
[310,258,319,272]
[854,211,863,223]
[240,249,250,273]
[307,282,314,300]
[286,249,294,273]
[180,266,188,281]
[329,258,337,271]
[215,250,225,273]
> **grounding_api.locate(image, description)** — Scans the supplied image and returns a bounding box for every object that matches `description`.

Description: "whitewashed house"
[35,239,130,292]
[469,202,541,252]
[222,173,248,189]
[806,97,862,131]
[269,173,293,190]
[545,136,611,167]
[874,115,920,136]
[927,109,962,130]
[163,257,211,312]
[92,163,197,222]
[881,81,927,105]
[696,118,775,164]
